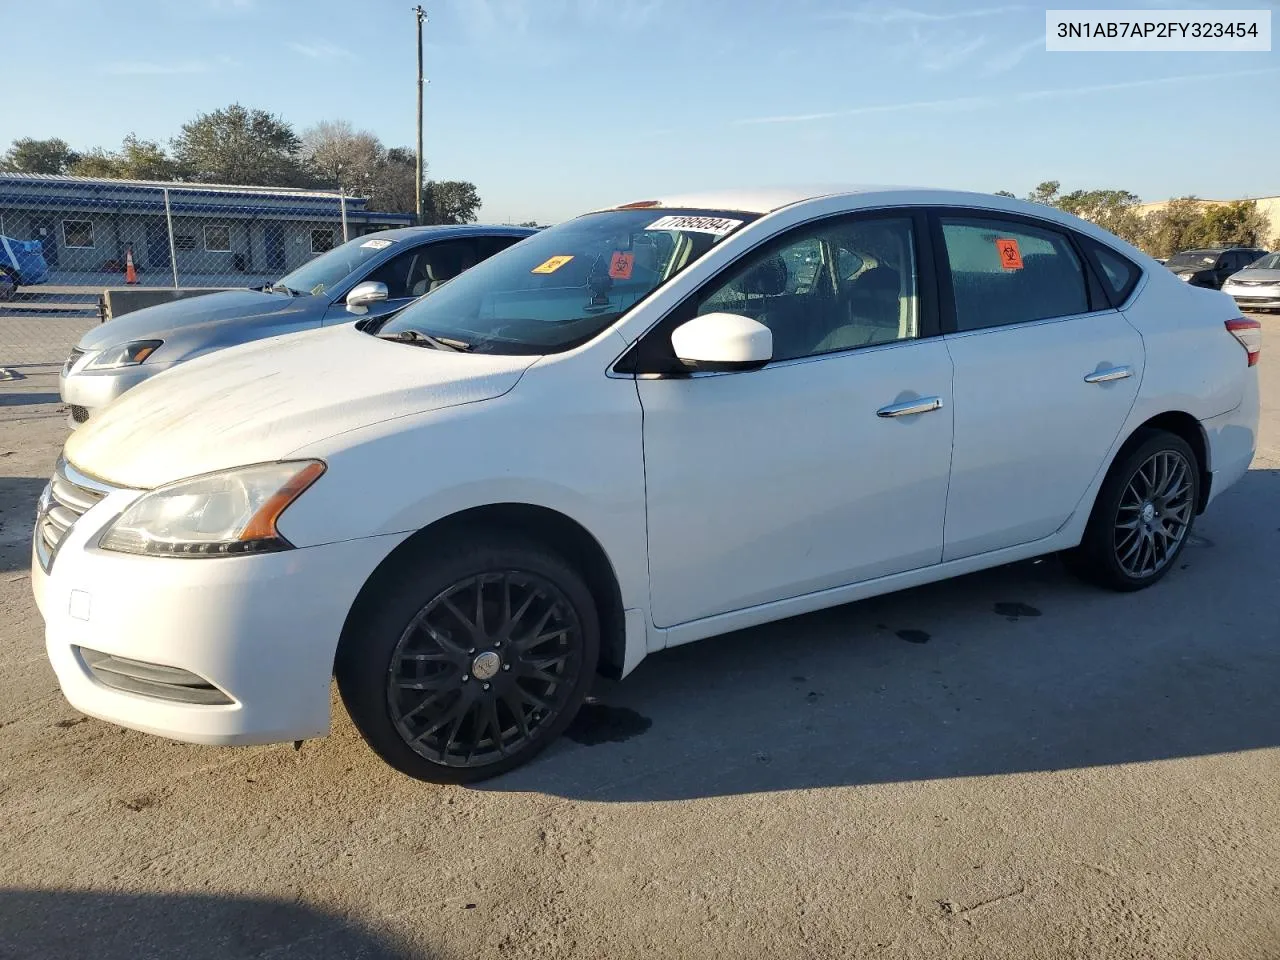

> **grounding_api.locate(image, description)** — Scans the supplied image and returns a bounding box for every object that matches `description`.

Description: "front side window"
[694,215,919,361]
[941,217,1088,331]
[275,234,400,297]
[364,239,479,299]
[376,208,757,354]
[204,224,231,253]
[63,220,94,248]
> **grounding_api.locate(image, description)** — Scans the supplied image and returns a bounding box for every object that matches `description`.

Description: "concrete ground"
[0,315,1277,960]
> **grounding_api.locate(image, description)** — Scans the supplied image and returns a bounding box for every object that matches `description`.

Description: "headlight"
[85,340,163,370]
[99,461,325,557]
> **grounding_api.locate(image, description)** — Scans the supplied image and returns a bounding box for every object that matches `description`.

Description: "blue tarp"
[0,235,49,285]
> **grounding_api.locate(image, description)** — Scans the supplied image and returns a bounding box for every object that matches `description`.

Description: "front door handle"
[1083,365,1132,384]
[876,396,944,418]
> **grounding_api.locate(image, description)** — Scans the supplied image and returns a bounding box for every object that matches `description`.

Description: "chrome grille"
[35,459,116,572]
[63,347,86,376]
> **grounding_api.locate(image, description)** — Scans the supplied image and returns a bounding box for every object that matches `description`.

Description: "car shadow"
[0,392,60,406]
[0,889,421,959]
[0,477,46,573]
[486,468,1280,802]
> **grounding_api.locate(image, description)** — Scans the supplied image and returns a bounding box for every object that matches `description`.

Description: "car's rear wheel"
[1064,429,1200,592]
[336,534,599,783]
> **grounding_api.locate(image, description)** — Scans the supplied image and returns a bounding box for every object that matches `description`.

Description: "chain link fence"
[0,173,412,369]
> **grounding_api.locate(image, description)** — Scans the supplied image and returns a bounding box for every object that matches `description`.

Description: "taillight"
[1225,318,1261,367]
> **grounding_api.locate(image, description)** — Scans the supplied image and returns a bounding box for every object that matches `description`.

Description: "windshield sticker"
[608,251,635,280]
[645,215,744,236]
[531,255,574,274]
[360,238,394,250]
[995,237,1023,270]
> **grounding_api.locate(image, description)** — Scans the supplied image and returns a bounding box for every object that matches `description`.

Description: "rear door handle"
[1083,365,1132,384]
[876,396,944,418]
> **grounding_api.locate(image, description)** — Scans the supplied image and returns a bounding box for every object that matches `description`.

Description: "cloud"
[103,60,211,76]
[984,34,1043,73]
[287,41,354,60]
[820,4,1023,25]
[733,66,1280,125]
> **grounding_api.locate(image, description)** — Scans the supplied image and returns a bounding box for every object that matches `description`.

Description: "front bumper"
[58,361,174,427]
[33,493,409,745]
[1223,286,1280,311]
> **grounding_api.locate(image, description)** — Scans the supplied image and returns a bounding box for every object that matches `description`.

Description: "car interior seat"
[410,245,477,297]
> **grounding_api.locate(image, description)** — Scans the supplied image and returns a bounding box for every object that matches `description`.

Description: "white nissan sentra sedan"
[33,186,1260,782]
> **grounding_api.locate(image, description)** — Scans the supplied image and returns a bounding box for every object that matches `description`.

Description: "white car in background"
[1222,251,1280,311]
[33,186,1260,782]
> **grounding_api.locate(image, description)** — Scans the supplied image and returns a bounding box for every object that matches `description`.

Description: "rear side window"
[940,217,1088,331]
[1079,237,1142,306]
[477,235,526,259]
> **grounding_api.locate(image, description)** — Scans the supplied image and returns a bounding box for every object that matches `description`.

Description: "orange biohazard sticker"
[608,251,635,280]
[995,238,1023,270]
[531,255,574,274]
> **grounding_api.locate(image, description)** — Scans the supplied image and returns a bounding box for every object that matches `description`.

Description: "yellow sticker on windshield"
[531,255,574,274]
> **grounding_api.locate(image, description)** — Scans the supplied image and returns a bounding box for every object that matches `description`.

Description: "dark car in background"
[1164,246,1268,289]
[59,224,534,426]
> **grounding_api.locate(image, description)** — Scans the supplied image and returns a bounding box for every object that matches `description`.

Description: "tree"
[424,180,481,225]
[367,146,421,215]
[68,134,181,181]
[1,137,80,174]
[302,120,383,195]
[1056,188,1148,247]
[1026,181,1061,206]
[1144,197,1208,259]
[1198,200,1270,248]
[171,104,311,186]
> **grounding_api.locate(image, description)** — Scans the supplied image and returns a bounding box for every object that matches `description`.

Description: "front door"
[935,212,1144,560]
[636,211,954,627]
[264,224,286,274]
[145,220,171,271]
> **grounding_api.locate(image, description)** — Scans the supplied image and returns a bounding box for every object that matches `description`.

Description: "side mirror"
[670,312,772,372]
[346,280,389,313]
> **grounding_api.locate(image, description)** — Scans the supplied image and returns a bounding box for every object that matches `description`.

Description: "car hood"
[65,325,539,489]
[78,289,316,349]
[1228,268,1280,284]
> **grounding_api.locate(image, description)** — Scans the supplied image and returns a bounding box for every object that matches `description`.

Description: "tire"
[1063,429,1200,592]
[336,533,599,783]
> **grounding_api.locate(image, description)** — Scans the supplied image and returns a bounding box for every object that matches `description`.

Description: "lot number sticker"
[531,255,574,274]
[608,252,635,279]
[995,238,1023,270]
[645,215,744,236]
[361,238,394,250]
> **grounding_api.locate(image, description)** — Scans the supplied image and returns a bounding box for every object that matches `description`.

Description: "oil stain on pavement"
[994,602,1042,620]
[564,703,652,745]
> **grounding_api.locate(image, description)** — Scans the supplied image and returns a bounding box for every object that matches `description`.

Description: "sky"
[1,0,1276,223]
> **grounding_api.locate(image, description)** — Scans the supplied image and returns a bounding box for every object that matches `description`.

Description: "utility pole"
[414,4,427,225]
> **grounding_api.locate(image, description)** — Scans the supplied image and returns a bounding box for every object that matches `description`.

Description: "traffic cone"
[125,246,138,285]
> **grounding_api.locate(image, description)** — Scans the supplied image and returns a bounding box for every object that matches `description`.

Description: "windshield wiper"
[377,329,471,352]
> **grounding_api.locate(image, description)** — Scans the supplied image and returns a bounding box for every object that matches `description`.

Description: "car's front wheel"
[1064,429,1200,591]
[336,534,599,783]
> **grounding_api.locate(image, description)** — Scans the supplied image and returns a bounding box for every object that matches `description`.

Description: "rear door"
[935,211,1144,560]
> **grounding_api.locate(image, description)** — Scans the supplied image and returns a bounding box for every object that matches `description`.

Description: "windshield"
[1165,251,1218,270]
[1245,252,1280,270]
[275,235,399,296]
[373,208,757,354]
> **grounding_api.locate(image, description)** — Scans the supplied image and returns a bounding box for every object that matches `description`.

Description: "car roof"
[361,224,535,242]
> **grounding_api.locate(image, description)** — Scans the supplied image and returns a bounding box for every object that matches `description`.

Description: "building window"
[174,235,197,251]
[311,229,335,254]
[63,220,95,249]
[204,224,231,253]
